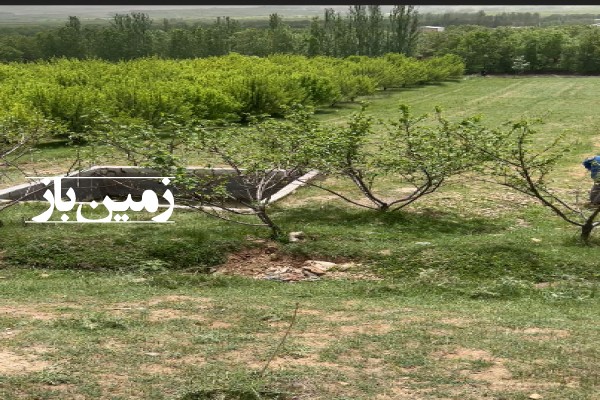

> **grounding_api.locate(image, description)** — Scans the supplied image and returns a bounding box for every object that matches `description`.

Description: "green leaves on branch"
[456,117,600,242]
[312,103,490,212]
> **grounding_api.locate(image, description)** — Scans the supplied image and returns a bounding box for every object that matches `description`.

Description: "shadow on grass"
[314,102,361,115]
[33,139,73,150]
[0,204,251,271]
[277,204,505,236]
[376,242,549,280]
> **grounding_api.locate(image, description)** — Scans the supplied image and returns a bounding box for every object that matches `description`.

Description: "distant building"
[420,25,445,32]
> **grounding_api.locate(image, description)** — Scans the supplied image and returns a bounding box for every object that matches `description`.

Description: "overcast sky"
[0,5,599,20]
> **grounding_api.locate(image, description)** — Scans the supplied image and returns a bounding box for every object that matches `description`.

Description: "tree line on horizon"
[0,6,421,62]
[1,6,600,74]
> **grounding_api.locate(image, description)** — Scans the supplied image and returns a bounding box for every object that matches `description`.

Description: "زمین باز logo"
[27,176,175,223]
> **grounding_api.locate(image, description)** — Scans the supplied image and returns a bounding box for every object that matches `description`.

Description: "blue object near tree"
[582,155,600,181]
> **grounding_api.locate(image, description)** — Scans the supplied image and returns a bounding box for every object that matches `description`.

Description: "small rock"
[304,260,337,270]
[289,231,306,242]
[280,272,304,282]
[378,249,392,256]
[274,267,291,274]
[131,278,147,283]
[531,238,542,243]
[336,262,361,271]
[268,253,280,261]
[302,265,327,276]
[39,273,50,278]
[302,269,321,278]
[415,242,432,246]
[528,394,542,400]
[144,352,160,357]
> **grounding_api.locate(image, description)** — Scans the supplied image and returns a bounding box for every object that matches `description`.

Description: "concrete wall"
[0,166,319,206]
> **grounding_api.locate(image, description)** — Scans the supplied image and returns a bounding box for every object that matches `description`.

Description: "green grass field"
[1,76,599,399]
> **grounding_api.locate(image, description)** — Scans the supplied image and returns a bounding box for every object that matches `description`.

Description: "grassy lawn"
[1,76,599,399]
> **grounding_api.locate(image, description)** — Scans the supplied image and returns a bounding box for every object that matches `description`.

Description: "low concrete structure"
[0,166,320,208]
[420,25,445,32]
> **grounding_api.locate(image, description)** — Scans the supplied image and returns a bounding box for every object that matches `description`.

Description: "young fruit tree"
[457,118,600,243]
[0,109,51,213]
[96,106,323,240]
[181,107,324,239]
[304,103,488,212]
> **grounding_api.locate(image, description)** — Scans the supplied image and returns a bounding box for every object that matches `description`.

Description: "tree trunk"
[581,223,594,243]
[378,203,389,212]
[581,206,600,243]
[256,207,284,240]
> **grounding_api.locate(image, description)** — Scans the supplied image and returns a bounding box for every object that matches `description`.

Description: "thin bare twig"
[260,302,300,377]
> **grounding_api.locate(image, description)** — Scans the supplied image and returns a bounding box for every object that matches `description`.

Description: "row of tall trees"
[6,9,600,74]
[419,24,600,74]
[0,7,420,62]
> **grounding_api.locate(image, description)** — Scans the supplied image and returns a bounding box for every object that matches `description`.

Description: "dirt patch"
[433,347,515,388]
[435,347,495,362]
[338,323,392,335]
[0,350,51,374]
[148,295,212,306]
[522,327,570,336]
[107,295,212,311]
[296,309,322,316]
[513,327,571,340]
[438,317,473,327]
[140,363,178,375]
[295,332,341,349]
[217,342,356,375]
[467,363,513,383]
[257,355,338,370]
[214,244,382,282]
[0,305,57,321]
[148,309,206,323]
[247,353,354,373]
[215,245,307,278]
[534,281,561,289]
[432,347,562,392]
[210,321,233,329]
[322,311,359,323]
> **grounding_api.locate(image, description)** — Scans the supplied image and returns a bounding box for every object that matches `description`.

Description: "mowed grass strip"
[0,270,597,399]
